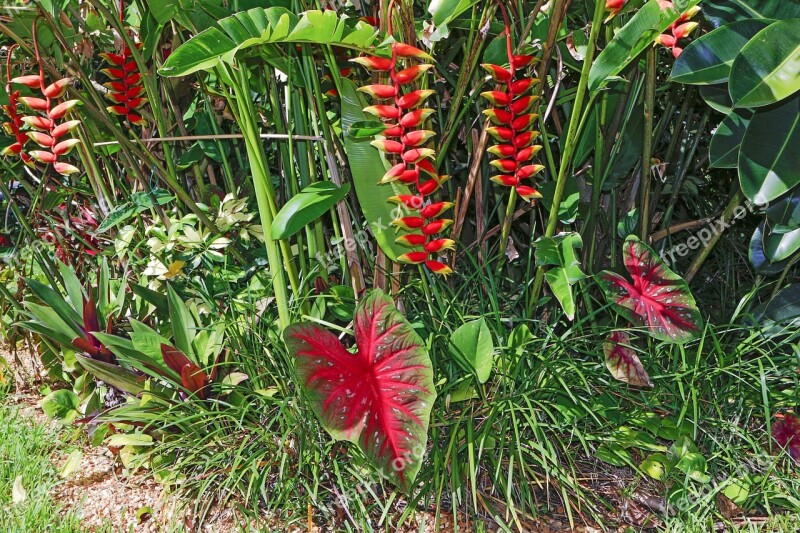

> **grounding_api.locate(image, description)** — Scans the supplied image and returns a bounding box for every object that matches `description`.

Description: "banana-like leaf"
[272,182,351,240]
[340,78,411,261]
[589,0,702,92]
[159,8,382,77]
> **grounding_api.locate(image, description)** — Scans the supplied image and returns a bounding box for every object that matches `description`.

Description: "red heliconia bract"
[653,5,701,58]
[353,31,454,275]
[596,236,703,344]
[3,22,82,177]
[1,46,31,164]
[101,42,148,125]
[285,290,436,490]
[479,10,544,205]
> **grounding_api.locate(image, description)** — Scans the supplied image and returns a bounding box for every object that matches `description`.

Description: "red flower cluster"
[100,44,147,125]
[480,38,543,203]
[353,42,454,275]
[655,3,700,58]
[2,47,31,164]
[605,0,627,19]
[9,72,80,176]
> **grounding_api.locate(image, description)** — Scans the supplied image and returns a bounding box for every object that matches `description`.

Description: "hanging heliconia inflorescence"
[655,2,701,58]
[1,46,31,164]
[352,6,454,276]
[100,43,147,125]
[100,0,147,125]
[4,20,81,176]
[479,2,544,206]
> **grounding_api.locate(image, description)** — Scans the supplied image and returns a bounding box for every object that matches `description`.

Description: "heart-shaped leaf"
[603,331,653,388]
[285,290,436,491]
[773,413,800,462]
[597,236,702,343]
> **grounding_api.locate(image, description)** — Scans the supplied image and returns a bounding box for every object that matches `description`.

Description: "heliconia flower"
[605,0,627,20]
[480,25,545,206]
[100,43,148,125]
[358,84,398,99]
[5,32,82,176]
[353,36,454,276]
[655,6,702,58]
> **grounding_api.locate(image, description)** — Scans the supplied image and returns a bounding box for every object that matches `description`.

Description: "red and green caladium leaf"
[284,290,436,491]
[603,331,652,388]
[597,236,702,344]
[773,413,800,463]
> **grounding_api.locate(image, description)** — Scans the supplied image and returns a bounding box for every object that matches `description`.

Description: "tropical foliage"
[0,0,798,529]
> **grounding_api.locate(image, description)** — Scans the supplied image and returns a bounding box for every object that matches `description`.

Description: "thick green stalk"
[639,47,656,240]
[529,0,606,307]
[228,67,293,329]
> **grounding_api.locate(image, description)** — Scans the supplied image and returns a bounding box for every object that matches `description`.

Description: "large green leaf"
[763,225,800,262]
[671,19,773,85]
[271,182,351,240]
[166,285,196,359]
[709,108,753,168]
[729,20,800,108]
[41,389,81,422]
[429,0,482,27]
[749,222,792,275]
[702,0,800,27]
[589,0,702,92]
[449,318,494,383]
[159,8,381,77]
[739,94,800,205]
[535,233,586,321]
[76,354,147,396]
[766,186,800,226]
[340,79,410,262]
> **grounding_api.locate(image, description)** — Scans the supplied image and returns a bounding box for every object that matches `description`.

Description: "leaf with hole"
[597,236,702,343]
[284,290,436,491]
[271,182,351,240]
[603,331,653,388]
[729,20,800,108]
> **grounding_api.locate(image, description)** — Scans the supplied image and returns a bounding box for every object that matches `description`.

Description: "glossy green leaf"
[160,8,381,77]
[348,120,387,139]
[76,354,147,396]
[702,0,800,27]
[340,78,410,261]
[167,285,196,359]
[429,0,481,27]
[739,94,800,205]
[449,318,494,383]
[699,85,733,114]
[752,283,800,326]
[589,0,702,92]
[729,20,800,107]
[671,19,772,84]
[766,186,800,226]
[709,108,753,168]
[271,182,350,240]
[749,222,792,275]
[763,225,800,262]
[535,233,586,321]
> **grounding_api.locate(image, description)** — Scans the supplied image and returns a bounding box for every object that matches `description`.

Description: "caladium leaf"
[773,413,800,463]
[597,236,702,343]
[284,290,436,491]
[603,331,652,388]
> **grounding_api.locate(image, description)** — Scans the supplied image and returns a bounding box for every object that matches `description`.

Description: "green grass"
[0,394,84,533]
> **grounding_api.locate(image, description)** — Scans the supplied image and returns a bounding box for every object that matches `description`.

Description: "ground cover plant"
[0,0,799,530]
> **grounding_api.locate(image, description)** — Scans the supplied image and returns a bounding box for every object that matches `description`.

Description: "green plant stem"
[640,47,656,240]
[529,0,606,308]
[499,188,518,255]
[684,189,744,283]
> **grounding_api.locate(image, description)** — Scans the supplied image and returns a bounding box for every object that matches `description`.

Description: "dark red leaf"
[285,290,436,491]
[161,344,209,398]
[603,331,652,388]
[161,343,193,377]
[773,413,800,462]
[597,236,702,343]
